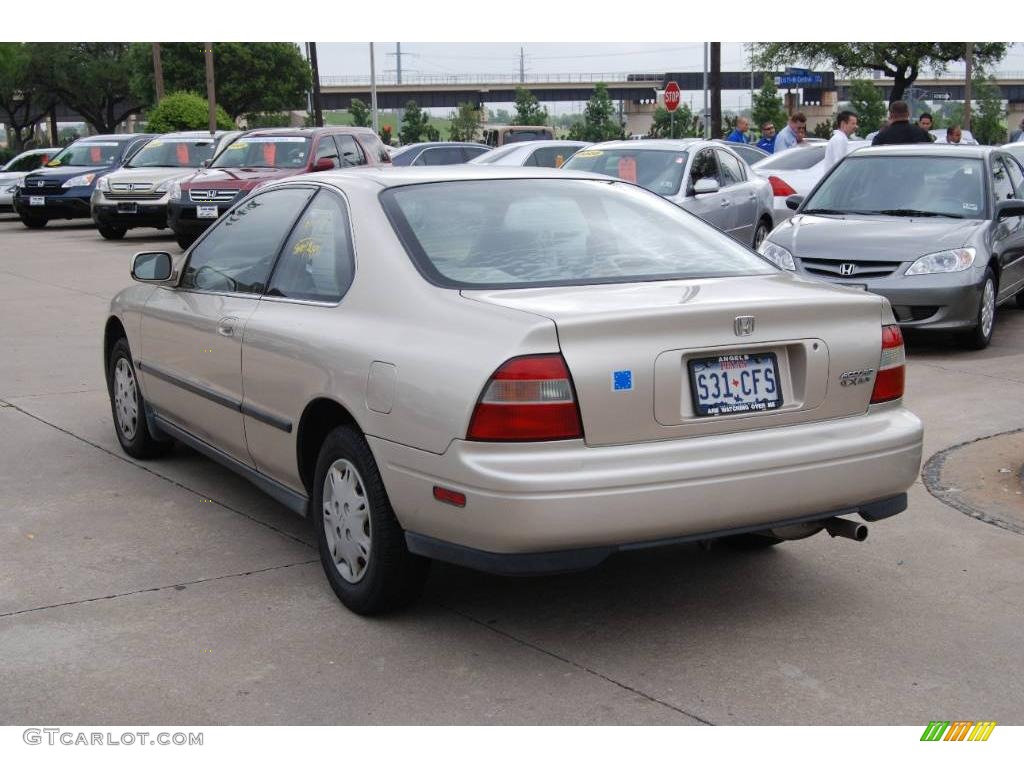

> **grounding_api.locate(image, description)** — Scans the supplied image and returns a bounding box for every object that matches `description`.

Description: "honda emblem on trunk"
[839,263,857,276]
[734,316,755,336]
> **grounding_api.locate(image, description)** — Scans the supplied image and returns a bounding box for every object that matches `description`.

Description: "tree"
[567,83,623,142]
[399,100,431,145]
[751,75,789,134]
[847,79,887,137]
[145,92,234,133]
[348,98,371,128]
[0,44,54,151]
[648,104,698,139]
[971,73,1006,145]
[128,42,309,120]
[448,102,482,141]
[513,87,548,125]
[30,43,146,135]
[811,119,834,139]
[245,112,291,129]
[755,43,1007,105]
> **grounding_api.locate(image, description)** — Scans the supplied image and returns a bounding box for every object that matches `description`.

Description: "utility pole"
[520,47,525,84]
[396,43,402,85]
[204,43,216,134]
[309,41,323,127]
[370,43,379,134]
[710,43,721,140]
[963,42,973,131]
[152,43,165,102]
[703,43,709,139]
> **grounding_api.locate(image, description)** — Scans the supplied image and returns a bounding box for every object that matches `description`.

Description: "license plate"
[196,205,219,219]
[29,196,45,206]
[688,353,782,417]
[117,202,138,214]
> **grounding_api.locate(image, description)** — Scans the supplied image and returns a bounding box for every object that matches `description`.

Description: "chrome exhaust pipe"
[824,517,868,542]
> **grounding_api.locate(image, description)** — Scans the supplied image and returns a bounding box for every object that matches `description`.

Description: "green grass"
[324,110,453,138]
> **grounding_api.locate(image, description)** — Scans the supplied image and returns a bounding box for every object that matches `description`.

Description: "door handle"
[217,316,238,337]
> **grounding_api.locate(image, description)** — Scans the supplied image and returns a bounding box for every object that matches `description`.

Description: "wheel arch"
[103,315,128,379]
[296,397,364,495]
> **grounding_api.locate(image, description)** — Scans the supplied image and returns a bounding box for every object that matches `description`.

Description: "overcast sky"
[313,42,1024,113]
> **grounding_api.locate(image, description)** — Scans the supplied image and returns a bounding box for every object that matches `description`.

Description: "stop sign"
[664,81,681,113]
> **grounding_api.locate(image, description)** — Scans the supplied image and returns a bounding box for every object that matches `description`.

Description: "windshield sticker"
[963,203,978,211]
[612,370,633,391]
[228,142,248,150]
[81,142,120,147]
[574,149,603,158]
[963,167,973,174]
[47,159,61,167]
[148,140,164,147]
[247,137,307,143]
[617,157,638,183]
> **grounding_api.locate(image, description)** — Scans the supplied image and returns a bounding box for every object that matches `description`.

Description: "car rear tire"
[98,225,127,240]
[959,269,996,350]
[312,425,430,615]
[752,220,771,250]
[20,214,47,229]
[107,337,172,459]
[719,533,784,550]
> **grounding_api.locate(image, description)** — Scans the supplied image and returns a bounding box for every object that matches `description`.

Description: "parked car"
[468,140,590,168]
[760,144,1024,349]
[751,141,869,224]
[1001,142,1024,166]
[13,134,155,228]
[90,130,241,240]
[0,147,61,213]
[563,139,775,247]
[390,142,491,166]
[481,125,555,147]
[167,127,389,249]
[713,139,769,166]
[105,166,922,614]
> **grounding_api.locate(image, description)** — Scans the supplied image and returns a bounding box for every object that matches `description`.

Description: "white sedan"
[0,147,61,212]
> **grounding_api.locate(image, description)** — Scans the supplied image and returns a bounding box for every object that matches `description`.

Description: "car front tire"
[960,268,996,350]
[312,425,430,615]
[752,220,770,250]
[107,337,172,459]
[98,224,127,240]
[20,213,47,229]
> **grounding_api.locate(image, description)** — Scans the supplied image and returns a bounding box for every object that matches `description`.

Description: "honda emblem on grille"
[35,180,45,187]
[734,316,755,336]
[839,263,857,276]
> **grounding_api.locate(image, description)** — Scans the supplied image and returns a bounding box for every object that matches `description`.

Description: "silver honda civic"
[105,165,922,614]
[760,144,1024,349]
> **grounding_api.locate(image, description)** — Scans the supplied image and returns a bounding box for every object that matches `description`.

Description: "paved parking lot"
[2,216,1023,725]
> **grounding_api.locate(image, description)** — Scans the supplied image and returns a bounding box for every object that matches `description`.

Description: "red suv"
[167,127,390,249]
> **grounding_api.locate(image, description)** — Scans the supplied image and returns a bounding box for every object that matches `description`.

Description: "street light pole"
[204,43,216,134]
[703,43,709,139]
[370,43,379,134]
[152,43,165,103]
[963,42,973,131]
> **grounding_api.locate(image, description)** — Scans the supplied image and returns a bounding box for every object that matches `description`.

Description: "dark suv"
[14,134,155,228]
[167,127,390,249]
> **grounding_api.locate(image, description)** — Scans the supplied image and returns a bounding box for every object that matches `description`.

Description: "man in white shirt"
[823,110,859,172]
[773,112,807,154]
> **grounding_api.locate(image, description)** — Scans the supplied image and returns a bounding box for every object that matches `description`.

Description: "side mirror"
[201,159,212,168]
[693,177,720,195]
[313,158,336,172]
[131,251,174,283]
[786,194,805,211]
[995,199,1024,220]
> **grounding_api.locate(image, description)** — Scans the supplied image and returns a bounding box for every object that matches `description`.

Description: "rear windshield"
[382,179,775,289]
[211,136,311,169]
[128,137,218,168]
[46,140,127,168]
[563,148,689,196]
[755,145,826,170]
[504,128,553,144]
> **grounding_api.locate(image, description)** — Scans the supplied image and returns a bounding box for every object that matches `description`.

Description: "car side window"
[314,137,341,168]
[267,190,355,303]
[1000,156,1024,199]
[413,147,465,166]
[716,150,745,187]
[688,150,720,194]
[527,146,576,168]
[181,187,316,294]
[11,153,48,172]
[355,132,388,163]
[336,135,366,167]
[991,157,1015,204]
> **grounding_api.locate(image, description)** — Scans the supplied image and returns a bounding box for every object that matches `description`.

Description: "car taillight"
[467,354,583,442]
[871,325,905,404]
[768,175,797,197]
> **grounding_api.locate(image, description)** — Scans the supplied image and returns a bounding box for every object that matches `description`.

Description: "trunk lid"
[463,273,887,446]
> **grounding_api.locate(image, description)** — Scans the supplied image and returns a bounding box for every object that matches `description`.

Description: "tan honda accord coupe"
[104,166,924,614]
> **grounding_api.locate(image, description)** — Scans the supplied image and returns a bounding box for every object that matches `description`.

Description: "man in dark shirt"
[872,101,932,145]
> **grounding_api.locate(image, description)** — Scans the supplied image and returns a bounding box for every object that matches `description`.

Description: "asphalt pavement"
[1,216,1022,725]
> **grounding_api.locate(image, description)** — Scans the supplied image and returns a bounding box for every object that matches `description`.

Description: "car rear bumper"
[370,404,923,568]
[93,202,169,229]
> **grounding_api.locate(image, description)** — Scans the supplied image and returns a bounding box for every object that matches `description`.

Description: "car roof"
[242,127,377,138]
[76,133,155,142]
[590,138,704,151]
[493,139,590,148]
[848,143,991,159]
[306,164,615,189]
[155,130,232,139]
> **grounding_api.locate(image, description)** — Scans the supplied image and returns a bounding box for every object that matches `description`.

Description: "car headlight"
[96,176,111,192]
[62,173,97,188]
[168,180,182,200]
[905,248,976,275]
[154,178,174,193]
[758,240,796,270]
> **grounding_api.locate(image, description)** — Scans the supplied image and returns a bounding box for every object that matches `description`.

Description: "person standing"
[917,113,936,141]
[756,121,776,153]
[823,110,859,171]
[774,112,807,154]
[946,125,963,144]
[726,116,750,143]
[871,101,932,145]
